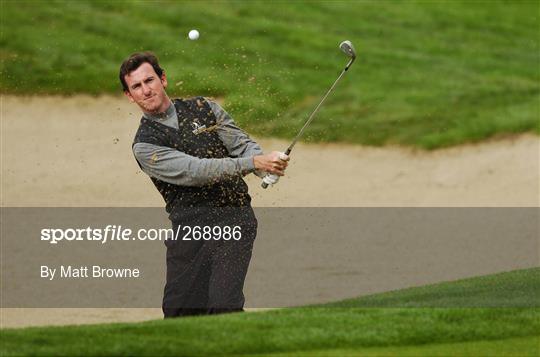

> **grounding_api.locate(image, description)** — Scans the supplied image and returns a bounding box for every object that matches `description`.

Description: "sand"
[1,95,538,328]
[2,95,538,208]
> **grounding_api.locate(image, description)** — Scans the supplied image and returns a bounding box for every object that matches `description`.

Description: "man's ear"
[124,90,135,103]
[161,72,168,88]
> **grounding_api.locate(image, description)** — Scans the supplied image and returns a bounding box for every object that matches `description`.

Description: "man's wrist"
[252,155,263,171]
[240,156,256,173]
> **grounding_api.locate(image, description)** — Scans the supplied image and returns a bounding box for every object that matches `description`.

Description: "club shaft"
[286,58,354,155]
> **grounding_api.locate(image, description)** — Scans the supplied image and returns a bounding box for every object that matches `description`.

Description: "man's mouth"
[144,95,155,101]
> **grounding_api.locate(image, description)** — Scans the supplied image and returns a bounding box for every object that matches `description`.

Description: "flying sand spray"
[262,40,357,188]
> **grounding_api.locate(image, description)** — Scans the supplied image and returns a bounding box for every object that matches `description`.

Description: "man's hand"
[253,151,290,176]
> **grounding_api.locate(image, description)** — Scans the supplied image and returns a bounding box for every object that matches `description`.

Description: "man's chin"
[137,96,169,114]
[139,102,159,114]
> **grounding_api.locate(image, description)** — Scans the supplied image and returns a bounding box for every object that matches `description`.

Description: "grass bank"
[1,268,539,356]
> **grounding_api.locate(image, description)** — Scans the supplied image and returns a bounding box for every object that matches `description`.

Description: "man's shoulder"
[172,96,208,105]
[132,116,161,146]
[172,97,217,118]
[132,120,146,146]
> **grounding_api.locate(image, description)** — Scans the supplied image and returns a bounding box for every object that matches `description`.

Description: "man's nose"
[142,84,152,95]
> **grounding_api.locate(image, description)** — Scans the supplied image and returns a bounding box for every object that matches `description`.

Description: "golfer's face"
[124,63,169,114]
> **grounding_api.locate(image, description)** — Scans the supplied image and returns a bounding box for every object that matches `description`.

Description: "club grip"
[261,152,288,189]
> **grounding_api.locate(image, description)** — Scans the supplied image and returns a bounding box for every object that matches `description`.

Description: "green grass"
[0,0,539,149]
[324,267,540,308]
[1,268,539,356]
[263,336,540,356]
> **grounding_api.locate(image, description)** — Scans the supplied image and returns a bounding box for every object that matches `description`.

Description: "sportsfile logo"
[40,225,243,244]
[41,225,133,244]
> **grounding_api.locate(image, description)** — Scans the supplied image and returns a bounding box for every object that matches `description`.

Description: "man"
[119,51,289,317]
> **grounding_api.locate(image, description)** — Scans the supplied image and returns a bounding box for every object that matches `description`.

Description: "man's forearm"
[133,143,255,187]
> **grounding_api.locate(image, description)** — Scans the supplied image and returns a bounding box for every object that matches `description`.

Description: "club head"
[339,40,356,59]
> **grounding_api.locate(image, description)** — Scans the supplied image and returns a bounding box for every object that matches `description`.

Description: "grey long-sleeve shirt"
[133,98,264,187]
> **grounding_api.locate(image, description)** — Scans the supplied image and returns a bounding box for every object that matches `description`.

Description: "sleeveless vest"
[133,97,252,221]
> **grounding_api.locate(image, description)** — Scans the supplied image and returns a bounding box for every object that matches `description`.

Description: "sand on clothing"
[1,95,539,328]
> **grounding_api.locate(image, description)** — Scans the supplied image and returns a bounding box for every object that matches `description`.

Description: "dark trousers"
[162,213,257,318]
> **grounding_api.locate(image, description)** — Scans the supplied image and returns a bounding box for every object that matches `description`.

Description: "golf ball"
[188,29,199,40]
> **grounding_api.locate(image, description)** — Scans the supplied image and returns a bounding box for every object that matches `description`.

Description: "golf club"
[262,40,357,189]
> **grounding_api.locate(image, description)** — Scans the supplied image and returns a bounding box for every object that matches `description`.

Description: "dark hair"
[119,51,164,92]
